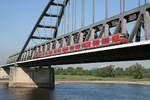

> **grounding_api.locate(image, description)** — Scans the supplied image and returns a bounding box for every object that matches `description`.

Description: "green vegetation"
[55,63,150,81]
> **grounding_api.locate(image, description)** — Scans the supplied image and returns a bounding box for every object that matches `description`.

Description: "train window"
[57,48,61,53]
[70,46,74,50]
[76,45,80,48]
[107,38,109,42]
[87,42,91,46]
[54,49,57,54]
[93,41,96,45]
[82,43,86,47]
[63,47,68,52]
[102,39,105,43]
[112,37,115,41]
[49,50,52,55]
[93,40,99,45]
[120,35,126,39]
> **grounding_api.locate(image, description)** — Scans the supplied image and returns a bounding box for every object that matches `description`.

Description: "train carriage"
[34,33,128,58]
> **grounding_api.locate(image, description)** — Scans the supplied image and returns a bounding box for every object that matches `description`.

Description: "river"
[0,83,150,100]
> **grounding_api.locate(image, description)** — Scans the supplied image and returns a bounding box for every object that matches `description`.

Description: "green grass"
[55,75,150,81]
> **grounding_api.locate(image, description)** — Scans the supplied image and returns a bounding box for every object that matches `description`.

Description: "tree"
[126,63,144,79]
[54,67,64,75]
[114,67,125,76]
[142,68,150,78]
[75,67,84,75]
[96,65,115,77]
[66,67,75,75]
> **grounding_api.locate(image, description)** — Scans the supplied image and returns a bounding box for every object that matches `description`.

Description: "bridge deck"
[2,40,150,67]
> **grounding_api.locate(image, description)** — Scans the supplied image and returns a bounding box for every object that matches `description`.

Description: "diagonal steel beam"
[143,11,150,40]
[136,24,141,42]
[16,0,55,62]
[121,18,127,33]
[128,13,143,42]
[98,26,104,38]
[113,20,121,34]
[31,36,52,40]
[53,0,69,38]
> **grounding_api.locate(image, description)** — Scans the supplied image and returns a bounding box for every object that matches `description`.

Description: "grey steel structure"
[16,0,69,62]
[4,1,150,67]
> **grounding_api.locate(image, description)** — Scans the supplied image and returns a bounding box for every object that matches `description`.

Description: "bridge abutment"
[9,67,55,88]
[0,67,9,79]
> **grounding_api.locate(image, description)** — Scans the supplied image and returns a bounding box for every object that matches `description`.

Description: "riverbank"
[55,75,150,85]
[0,79,150,86]
[55,80,150,85]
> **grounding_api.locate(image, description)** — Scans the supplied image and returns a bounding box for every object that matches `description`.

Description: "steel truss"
[7,3,150,65]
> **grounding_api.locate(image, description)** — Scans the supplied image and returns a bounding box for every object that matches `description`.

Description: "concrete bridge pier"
[9,66,55,88]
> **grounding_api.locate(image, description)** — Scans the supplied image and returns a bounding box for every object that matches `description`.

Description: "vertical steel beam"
[81,0,85,27]
[99,26,104,38]
[70,35,74,45]
[105,0,108,20]
[56,40,59,48]
[104,24,109,36]
[123,0,125,14]
[145,0,147,4]
[120,0,122,14]
[90,28,96,40]
[139,0,141,7]
[79,32,84,43]
[50,42,53,50]
[92,0,95,24]
[62,38,67,46]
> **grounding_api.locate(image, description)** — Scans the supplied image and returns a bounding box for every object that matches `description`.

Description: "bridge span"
[3,40,150,67]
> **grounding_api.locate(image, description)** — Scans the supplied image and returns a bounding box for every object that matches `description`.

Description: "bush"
[126,63,144,79]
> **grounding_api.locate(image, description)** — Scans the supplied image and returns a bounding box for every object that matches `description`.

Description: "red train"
[34,33,128,58]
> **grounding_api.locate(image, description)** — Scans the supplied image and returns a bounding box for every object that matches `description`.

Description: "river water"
[0,83,150,100]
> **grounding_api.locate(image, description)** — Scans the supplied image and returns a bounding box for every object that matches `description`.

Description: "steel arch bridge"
[2,0,150,67]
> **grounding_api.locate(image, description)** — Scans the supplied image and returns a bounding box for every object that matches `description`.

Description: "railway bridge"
[1,0,150,88]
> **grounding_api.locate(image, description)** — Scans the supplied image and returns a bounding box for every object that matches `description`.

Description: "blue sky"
[0,0,150,68]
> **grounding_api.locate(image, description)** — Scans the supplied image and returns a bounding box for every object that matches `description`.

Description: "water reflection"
[8,88,55,100]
